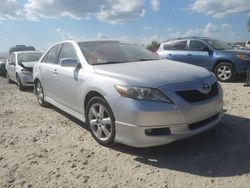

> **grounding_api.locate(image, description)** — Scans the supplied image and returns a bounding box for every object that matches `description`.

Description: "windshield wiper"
[137,58,158,62]
[94,61,125,65]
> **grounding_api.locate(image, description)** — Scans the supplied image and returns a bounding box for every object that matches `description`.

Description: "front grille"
[176,82,218,103]
[188,113,219,131]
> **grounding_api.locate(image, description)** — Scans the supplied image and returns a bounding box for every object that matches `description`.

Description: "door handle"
[187,53,192,56]
[168,54,172,56]
[52,69,58,75]
[38,66,41,70]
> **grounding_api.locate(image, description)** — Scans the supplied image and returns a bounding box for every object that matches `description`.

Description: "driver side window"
[189,40,208,51]
[58,43,78,64]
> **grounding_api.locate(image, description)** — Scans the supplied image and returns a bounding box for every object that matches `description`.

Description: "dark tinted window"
[189,40,207,51]
[78,41,159,65]
[43,44,61,64]
[170,40,187,51]
[163,42,172,50]
[58,43,77,63]
[247,41,250,44]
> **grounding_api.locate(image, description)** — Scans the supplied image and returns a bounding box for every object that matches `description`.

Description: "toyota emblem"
[200,82,211,94]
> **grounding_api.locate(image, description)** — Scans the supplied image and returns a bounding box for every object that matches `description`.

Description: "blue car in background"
[157,37,250,82]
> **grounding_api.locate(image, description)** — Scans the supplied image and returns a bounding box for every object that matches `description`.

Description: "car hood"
[20,61,37,68]
[93,60,211,88]
[220,49,250,55]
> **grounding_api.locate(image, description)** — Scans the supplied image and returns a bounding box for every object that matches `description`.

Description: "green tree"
[146,41,160,52]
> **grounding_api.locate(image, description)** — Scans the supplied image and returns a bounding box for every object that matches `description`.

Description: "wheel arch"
[212,59,235,73]
[84,91,105,115]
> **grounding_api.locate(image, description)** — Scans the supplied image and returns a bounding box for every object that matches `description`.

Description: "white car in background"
[6,51,42,91]
[245,41,250,50]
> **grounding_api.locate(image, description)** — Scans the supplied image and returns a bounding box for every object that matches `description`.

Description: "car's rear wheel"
[16,74,24,91]
[35,81,47,107]
[214,62,236,82]
[86,96,115,146]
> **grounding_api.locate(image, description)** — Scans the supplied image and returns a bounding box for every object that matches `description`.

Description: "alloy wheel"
[88,103,112,142]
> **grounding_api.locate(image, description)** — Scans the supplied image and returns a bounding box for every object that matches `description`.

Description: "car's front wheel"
[16,74,24,91]
[86,96,116,146]
[35,80,47,107]
[214,62,236,82]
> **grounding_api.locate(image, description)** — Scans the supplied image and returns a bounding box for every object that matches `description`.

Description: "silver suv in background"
[6,51,42,91]
[33,40,223,147]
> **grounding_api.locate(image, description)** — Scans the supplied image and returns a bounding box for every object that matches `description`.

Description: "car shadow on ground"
[52,105,250,178]
[113,114,250,178]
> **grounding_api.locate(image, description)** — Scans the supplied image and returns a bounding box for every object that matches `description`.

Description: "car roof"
[13,51,42,55]
[163,37,211,43]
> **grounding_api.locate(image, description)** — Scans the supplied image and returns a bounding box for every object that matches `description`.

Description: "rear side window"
[170,40,187,51]
[189,40,207,51]
[58,43,78,63]
[163,42,172,50]
[247,41,250,44]
[42,44,61,64]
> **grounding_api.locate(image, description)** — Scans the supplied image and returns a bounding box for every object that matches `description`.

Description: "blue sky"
[0,0,249,52]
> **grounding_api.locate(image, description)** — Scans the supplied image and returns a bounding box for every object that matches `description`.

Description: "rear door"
[164,40,188,62]
[39,44,62,101]
[186,40,214,70]
[7,54,16,80]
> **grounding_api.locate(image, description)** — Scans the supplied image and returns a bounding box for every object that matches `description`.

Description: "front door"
[186,40,214,71]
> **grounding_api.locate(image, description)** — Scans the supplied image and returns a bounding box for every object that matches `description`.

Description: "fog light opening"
[145,127,171,136]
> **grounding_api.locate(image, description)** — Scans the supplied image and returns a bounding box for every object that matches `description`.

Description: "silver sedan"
[33,40,223,147]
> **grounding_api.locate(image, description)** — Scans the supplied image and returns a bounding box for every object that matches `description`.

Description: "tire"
[214,62,236,82]
[35,80,47,107]
[86,96,116,146]
[16,75,24,91]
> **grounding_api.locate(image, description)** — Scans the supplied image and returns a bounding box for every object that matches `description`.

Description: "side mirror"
[201,46,211,52]
[60,58,80,67]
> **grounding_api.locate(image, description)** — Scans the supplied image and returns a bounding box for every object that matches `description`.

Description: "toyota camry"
[33,40,223,147]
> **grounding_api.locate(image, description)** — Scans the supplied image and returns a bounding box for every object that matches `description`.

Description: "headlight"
[236,53,250,61]
[115,85,173,103]
[21,68,32,75]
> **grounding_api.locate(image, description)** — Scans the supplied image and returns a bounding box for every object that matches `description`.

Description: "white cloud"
[24,0,145,24]
[143,26,153,30]
[204,23,218,35]
[96,0,145,24]
[151,0,160,11]
[0,0,23,20]
[56,28,76,40]
[190,0,250,18]
[96,32,108,39]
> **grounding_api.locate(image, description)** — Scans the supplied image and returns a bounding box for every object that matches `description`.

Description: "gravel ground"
[0,77,250,188]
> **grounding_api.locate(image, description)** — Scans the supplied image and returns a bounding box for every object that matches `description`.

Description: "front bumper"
[20,74,34,86]
[111,80,223,147]
[235,60,250,74]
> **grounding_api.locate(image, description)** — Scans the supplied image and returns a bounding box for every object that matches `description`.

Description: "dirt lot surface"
[0,77,250,188]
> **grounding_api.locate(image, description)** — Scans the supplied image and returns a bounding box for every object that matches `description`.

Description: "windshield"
[17,53,42,64]
[78,41,159,65]
[204,39,233,50]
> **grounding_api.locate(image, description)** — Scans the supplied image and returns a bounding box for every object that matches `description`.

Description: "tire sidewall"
[86,96,116,146]
[214,62,236,82]
[35,81,46,107]
[16,74,24,91]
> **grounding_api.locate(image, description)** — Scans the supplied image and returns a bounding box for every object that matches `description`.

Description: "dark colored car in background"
[0,59,7,77]
[9,45,36,55]
[157,37,250,82]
